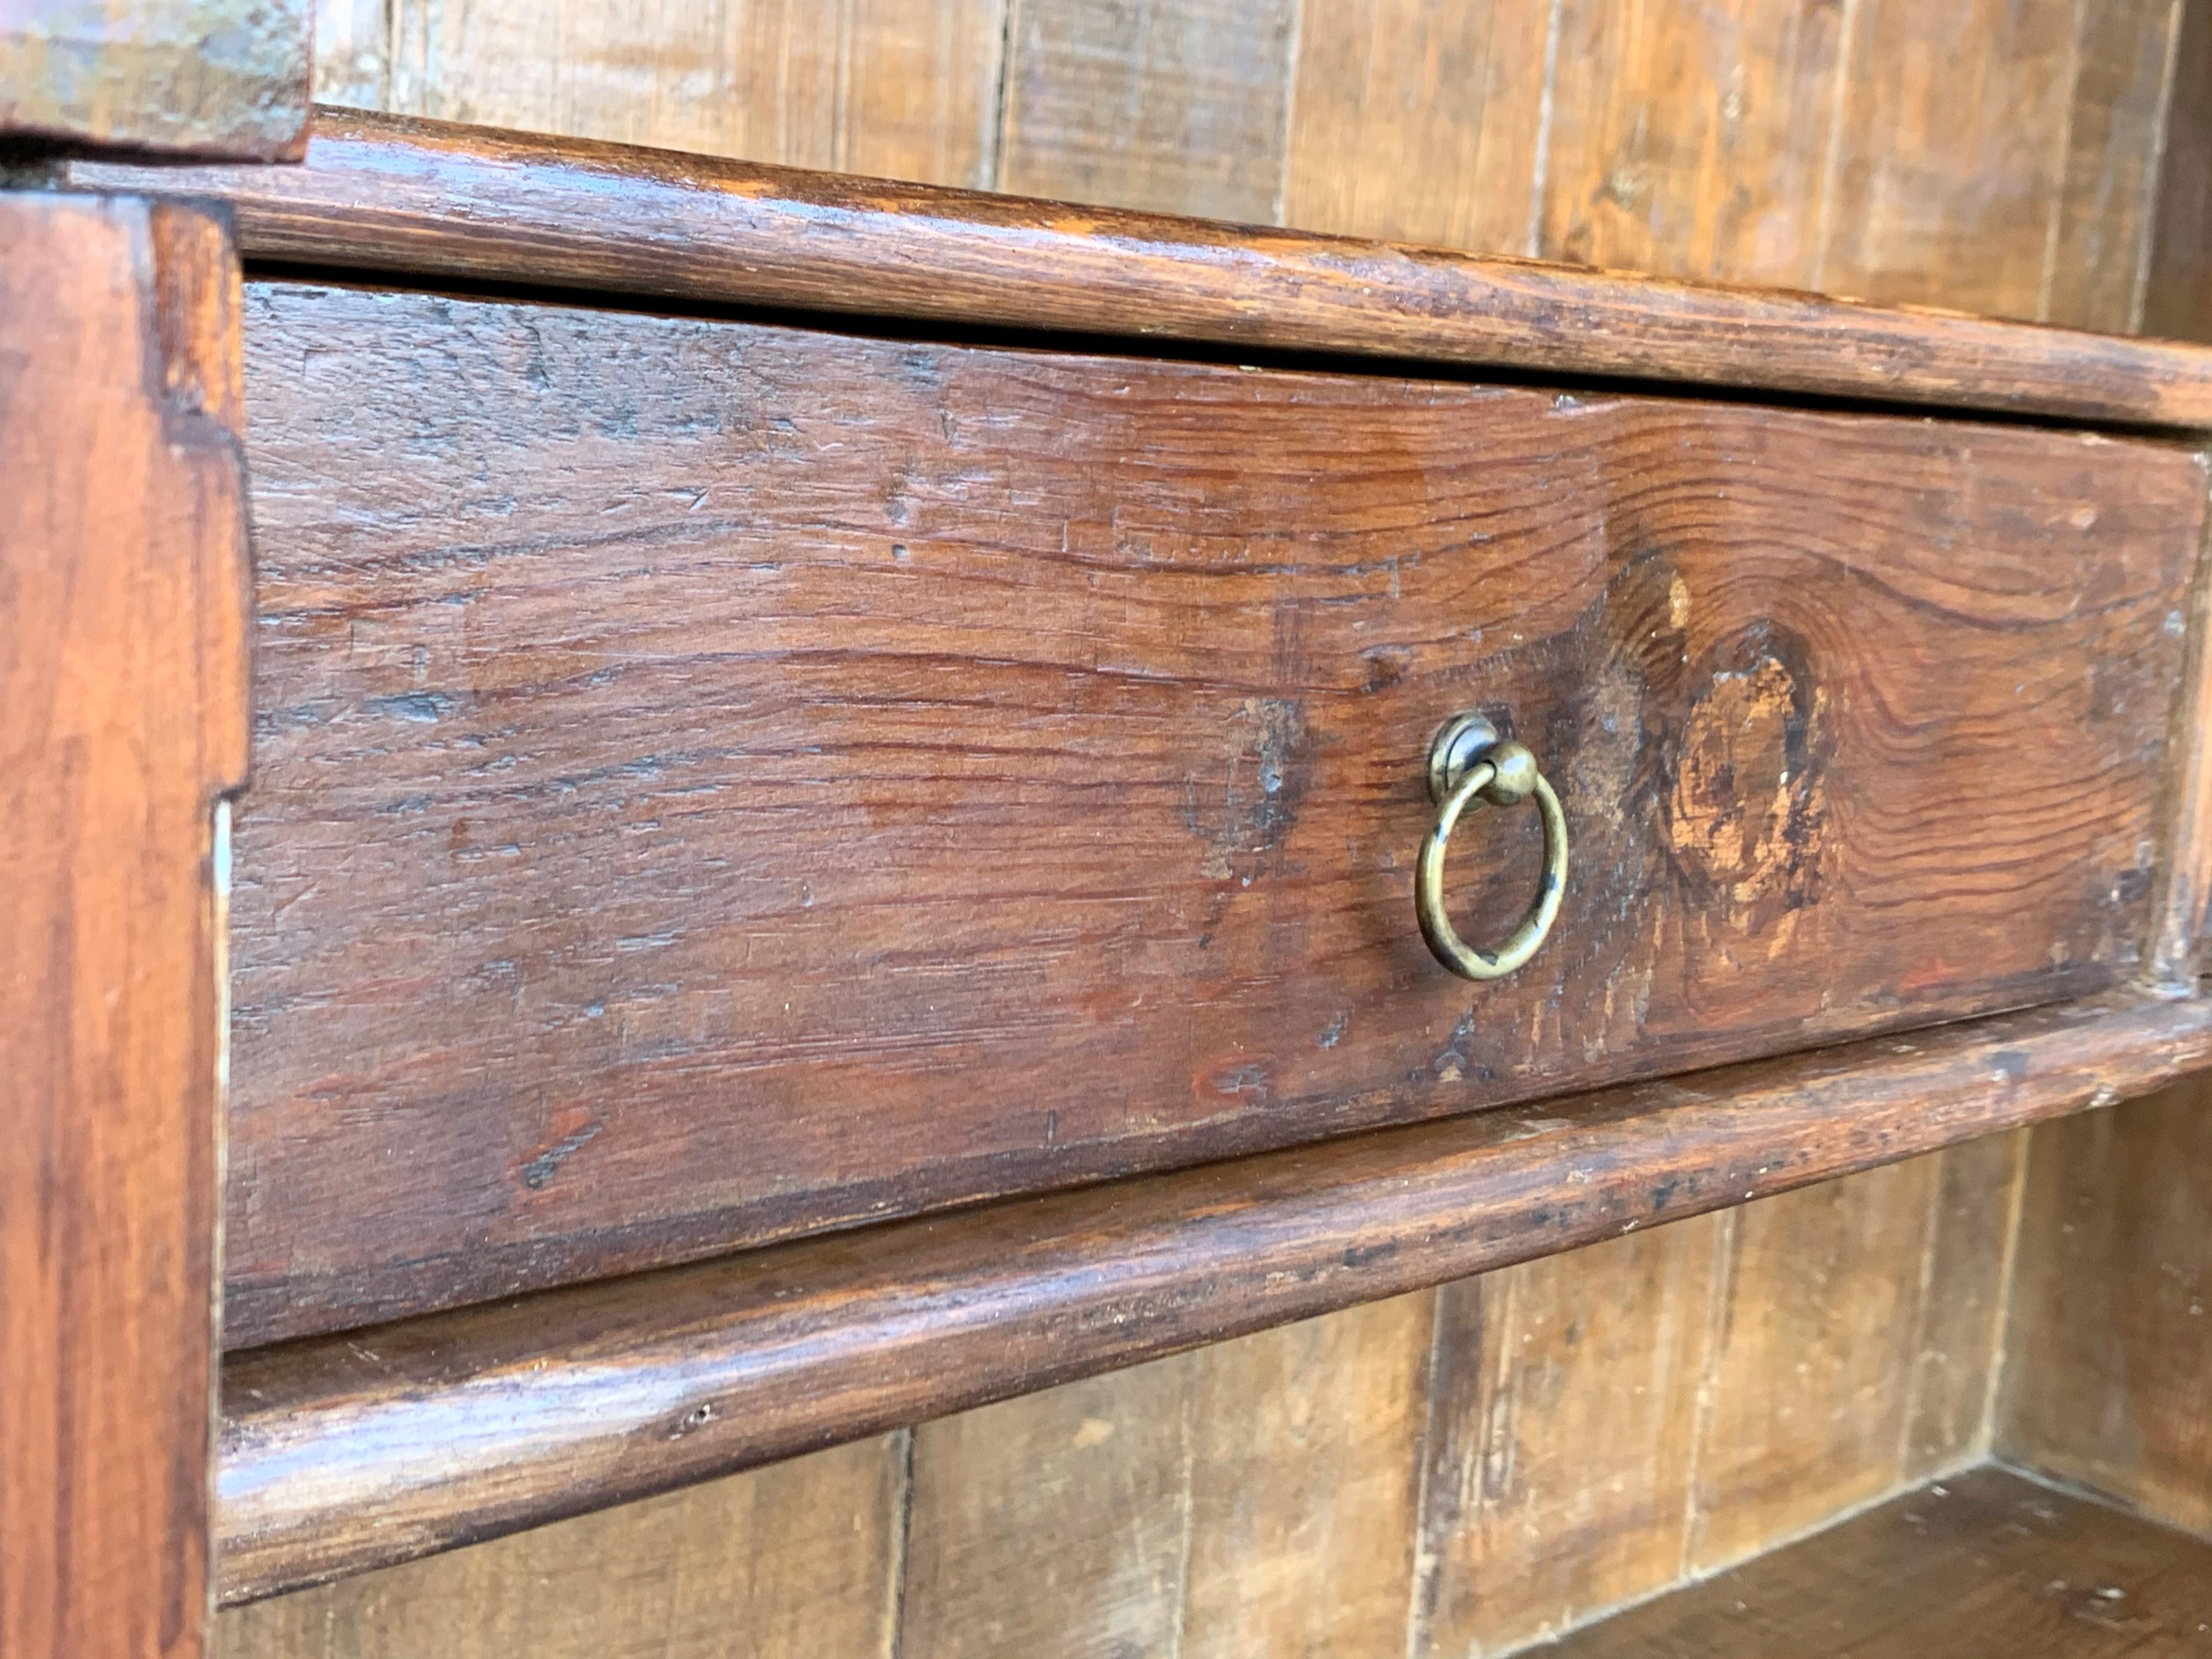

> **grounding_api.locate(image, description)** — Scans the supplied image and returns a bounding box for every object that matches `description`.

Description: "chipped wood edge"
[216,990,2212,1606]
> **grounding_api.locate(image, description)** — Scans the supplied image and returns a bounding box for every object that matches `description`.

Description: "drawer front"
[227,282,2204,1345]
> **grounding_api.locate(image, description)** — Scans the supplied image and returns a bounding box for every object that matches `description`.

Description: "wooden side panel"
[381,0,1007,187]
[0,195,249,1659]
[1999,1073,2212,1538]
[997,0,1299,221]
[0,0,311,157]
[221,1433,907,1658]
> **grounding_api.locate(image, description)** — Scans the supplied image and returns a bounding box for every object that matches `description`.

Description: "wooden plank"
[1537,0,1848,285]
[0,194,250,1659]
[221,1432,907,1658]
[1409,1220,1720,1655]
[0,0,309,157]
[997,0,1299,221]
[214,277,2201,1346]
[900,1353,1203,1658]
[209,991,2212,1605]
[377,0,1006,187]
[1543,1465,2212,1657]
[1279,0,1548,252]
[1816,0,2076,318]
[2144,0,2212,342]
[1999,1070,2212,1538]
[1901,1131,2028,1479]
[65,110,2212,428]
[2044,0,2188,334]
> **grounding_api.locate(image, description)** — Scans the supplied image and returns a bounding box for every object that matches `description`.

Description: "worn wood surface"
[0,0,310,157]
[1541,1464,2212,1657]
[2000,1069,2212,1539]
[2145,0,2212,344]
[63,109,2212,430]
[0,194,250,1659]
[213,276,2204,1345]
[212,991,2212,1605]
[222,1432,908,1658]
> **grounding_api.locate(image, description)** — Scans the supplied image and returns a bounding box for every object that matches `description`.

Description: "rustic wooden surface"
[2000,1068,2212,1539]
[0,0,311,157]
[1539,1464,2212,1657]
[0,194,251,1659]
[215,277,2204,1346]
[67,109,2212,430]
[212,991,2212,1605]
[2145,0,2212,345]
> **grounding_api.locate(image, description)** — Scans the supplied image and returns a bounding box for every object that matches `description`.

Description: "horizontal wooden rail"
[67,107,2212,431]
[218,989,2212,1605]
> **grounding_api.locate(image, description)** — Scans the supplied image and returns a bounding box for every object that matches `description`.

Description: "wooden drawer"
[224,279,2205,1346]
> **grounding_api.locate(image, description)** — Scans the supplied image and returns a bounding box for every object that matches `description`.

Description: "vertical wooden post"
[0,193,251,1659]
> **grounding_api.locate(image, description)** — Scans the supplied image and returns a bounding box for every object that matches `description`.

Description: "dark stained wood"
[2144,0,2212,344]
[1543,1465,2212,1657]
[213,990,2212,1605]
[0,193,251,1659]
[0,0,310,158]
[61,108,2212,428]
[215,278,2204,1346]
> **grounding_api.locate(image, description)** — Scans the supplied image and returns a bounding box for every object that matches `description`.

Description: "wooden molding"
[0,0,311,160]
[218,989,2212,1606]
[0,192,251,1659]
[65,105,2212,430]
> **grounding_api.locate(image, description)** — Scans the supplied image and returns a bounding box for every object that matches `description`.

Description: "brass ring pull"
[1416,714,1568,981]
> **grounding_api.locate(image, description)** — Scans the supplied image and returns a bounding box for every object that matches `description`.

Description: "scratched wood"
[0,195,250,1659]
[1,0,311,156]
[221,278,2202,1347]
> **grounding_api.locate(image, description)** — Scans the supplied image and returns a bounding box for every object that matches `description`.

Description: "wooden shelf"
[1535,1466,2212,1657]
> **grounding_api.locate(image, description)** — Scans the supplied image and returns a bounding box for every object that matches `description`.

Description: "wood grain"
[221,1432,907,1658]
[1543,1465,2212,1657]
[0,0,309,157]
[376,0,1006,188]
[0,193,250,1659]
[212,991,2212,1605]
[214,277,2204,1345]
[2000,1069,2212,1539]
[998,0,1298,223]
[63,109,2212,428]
[2145,0,2212,343]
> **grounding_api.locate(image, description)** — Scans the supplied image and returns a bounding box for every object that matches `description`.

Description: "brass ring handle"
[1415,714,1568,981]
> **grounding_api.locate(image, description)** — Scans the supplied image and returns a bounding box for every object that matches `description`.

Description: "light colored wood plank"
[312,0,388,109]
[1411,1220,1720,1657]
[1280,0,1549,252]
[1686,1155,1941,1570]
[384,0,1006,185]
[2000,1074,2212,1539]
[900,1351,1202,1659]
[1816,0,2078,316]
[1901,1133,2028,1480]
[1537,0,1848,284]
[1180,1294,1432,1659]
[997,0,1299,220]
[219,1432,907,1659]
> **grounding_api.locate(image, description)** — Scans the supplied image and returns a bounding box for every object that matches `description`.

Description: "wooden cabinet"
[13,10,2212,1655]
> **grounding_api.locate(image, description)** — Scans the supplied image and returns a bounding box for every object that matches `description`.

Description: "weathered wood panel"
[0,194,250,1659]
[1,0,309,156]
[1543,1465,2212,1657]
[222,279,2202,1345]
